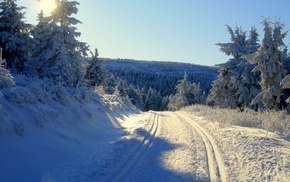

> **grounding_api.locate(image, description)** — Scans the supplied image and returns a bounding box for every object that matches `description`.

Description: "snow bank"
[0,76,140,181]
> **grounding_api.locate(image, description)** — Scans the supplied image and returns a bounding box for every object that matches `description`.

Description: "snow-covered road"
[106,111,227,182]
[95,111,290,182]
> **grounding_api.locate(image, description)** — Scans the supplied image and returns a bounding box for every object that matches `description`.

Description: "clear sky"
[19,0,290,66]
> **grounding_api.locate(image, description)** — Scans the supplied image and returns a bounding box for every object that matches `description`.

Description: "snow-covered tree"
[281,52,290,104]
[160,95,169,111]
[208,25,260,110]
[281,74,290,103]
[168,72,202,110]
[25,10,49,76]
[0,0,32,73]
[127,84,144,110]
[85,49,106,87]
[38,0,89,87]
[0,48,15,88]
[174,72,190,107]
[249,19,287,110]
[144,87,162,111]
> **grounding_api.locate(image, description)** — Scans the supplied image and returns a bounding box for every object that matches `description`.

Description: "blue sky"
[19,0,290,66]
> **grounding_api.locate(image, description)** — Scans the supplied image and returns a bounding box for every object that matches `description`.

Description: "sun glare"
[37,0,56,15]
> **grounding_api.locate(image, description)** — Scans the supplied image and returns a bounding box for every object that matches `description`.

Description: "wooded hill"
[103,58,218,97]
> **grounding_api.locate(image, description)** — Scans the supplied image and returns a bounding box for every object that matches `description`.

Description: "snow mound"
[0,77,140,181]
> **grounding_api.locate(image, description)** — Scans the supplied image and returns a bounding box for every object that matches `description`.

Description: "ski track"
[61,111,289,181]
[105,111,160,182]
[176,111,227,182]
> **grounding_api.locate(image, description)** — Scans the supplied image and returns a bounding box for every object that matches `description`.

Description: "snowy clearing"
[1,100,290,181]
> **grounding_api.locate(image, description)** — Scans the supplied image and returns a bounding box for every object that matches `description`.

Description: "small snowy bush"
[14,122,25,136]
[0,48,15,89]
[0,72,15,88]
[50,85,69,105]
[5,87,37,107]
[28,82,52,104]
[73,87,93,103]
[13,74,31,86]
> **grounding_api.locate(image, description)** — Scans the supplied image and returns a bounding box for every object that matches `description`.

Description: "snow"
[1,94,290,181]
[0,94,138,181]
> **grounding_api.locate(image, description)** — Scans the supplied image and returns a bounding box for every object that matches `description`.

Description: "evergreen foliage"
[85,49,106,87]
[26,10,49,76]
[167,72,203,110]
[281,74,290,103]
[35,0,89,87]
[249,19,287,110]
[103,59,217,96]
[208,25,260,110]
[144,87,162,111]
[281,56,290,104]
[0,48,15,88]
[0,0,32,73]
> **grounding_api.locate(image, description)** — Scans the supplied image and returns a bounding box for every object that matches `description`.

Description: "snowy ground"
[1,98,290,181]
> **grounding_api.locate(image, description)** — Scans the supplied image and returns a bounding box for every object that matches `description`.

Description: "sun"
[37,0,56,15]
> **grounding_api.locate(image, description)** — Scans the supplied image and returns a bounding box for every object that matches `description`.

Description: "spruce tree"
[208,25,260,110]
[167,72,202,110]
[0,0,32,73]
[144,87,162,111]
[250,20,287,110]
[26,10,49,76]
[85,49,106,87]
[38,0,88,87]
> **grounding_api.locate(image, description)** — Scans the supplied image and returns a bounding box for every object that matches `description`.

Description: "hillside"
[103,58,218,96]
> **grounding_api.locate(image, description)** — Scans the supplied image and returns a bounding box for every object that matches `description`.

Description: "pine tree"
[160,95,169,111]
[25,10,49,76]
[249,19,287,110]
[208,25,260,110]
[127,84,144,110]
[38,0,89,87]
[144,87,162,111]
[0,0,32,73]
[174,72,190,106]
[167,72,202,110]
[85,49,106,87]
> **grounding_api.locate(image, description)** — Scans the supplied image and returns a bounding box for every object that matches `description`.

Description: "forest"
[0,0,290,113]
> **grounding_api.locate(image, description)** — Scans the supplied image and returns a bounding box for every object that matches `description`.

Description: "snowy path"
[176,112,227,182]
[97,110,290,182]
[106,112,160,181]
[101,111,229,181]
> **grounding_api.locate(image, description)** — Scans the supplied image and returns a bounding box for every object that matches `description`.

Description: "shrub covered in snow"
[5,87,37,107]
[49,85,70,105]
[0,48,15,89]
[1,74,95,107]
[72,87,93,103]
[28,82,52,104]
[182,105,290,139]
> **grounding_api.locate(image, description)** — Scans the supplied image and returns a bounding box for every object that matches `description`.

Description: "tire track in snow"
[105,112,160,182]
[177,112,227,182]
